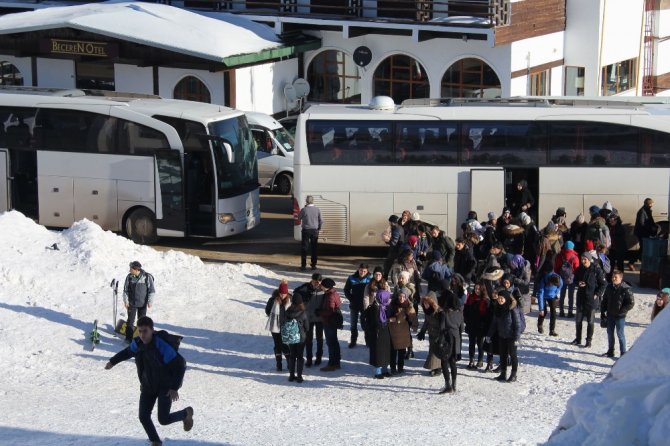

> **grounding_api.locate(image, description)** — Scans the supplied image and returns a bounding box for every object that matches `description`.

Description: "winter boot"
[484,362,493,373]
[476,360,484,368]
[537,321,544,334]
[314,356,322,366]
[275,354,283,371]
[183,407,194,432]
[467,360,475,370]
[495,371,507,382]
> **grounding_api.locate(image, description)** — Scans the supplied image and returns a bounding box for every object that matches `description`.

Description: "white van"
[245,111,294,195]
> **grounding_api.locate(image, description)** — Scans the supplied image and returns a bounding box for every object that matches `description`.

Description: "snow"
[0,209,667,445]
[0,1,281,62]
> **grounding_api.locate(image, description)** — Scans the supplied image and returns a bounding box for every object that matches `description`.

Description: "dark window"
[0,106,37,149]
[76,61,114,91]
[602,58,637,96]
[0,61,23,86]
[374,55,429,104]
[307,50,361,104]
[117,119,169,155]
[461,121,547,166]
[153,115,208,152]
[549,122,639,166]
[641,129,670,167]
[306,120,393,165]
[441,58,502,99]
[173,76,211,104]
[33,109,116,153]
[395,123,459,165]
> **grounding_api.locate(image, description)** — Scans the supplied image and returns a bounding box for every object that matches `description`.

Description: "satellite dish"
[293,78,310,99]
[283,84,299,115]
[353,46,372,67]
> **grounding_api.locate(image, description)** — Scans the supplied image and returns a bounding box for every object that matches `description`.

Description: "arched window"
[0,61,23,86]
[173,76,211,104]
[307,50,361,103]
[441,58,501,98]
[373,54,428,104]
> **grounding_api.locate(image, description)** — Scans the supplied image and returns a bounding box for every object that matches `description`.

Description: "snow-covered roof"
[0,1,283,63]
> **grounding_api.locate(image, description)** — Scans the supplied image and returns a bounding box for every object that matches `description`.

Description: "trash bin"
[640,238,668,288]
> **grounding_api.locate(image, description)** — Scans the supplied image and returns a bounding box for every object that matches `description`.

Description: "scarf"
[375,289,391,325]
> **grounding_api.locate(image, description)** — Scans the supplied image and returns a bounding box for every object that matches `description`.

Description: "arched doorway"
[173,76,211,103]
[441,58,501,98]
[373,54,429,104]
[307,49,361,103]
[0,61,23,86]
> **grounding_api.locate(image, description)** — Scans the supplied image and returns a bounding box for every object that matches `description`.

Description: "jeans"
[305,322,323,361]
[139,390,187,443]
[301,228,319,268]
[324,325,340,366]
[607,316,627,354]
[575,308,596,343]
[559,284,576,314]
[126,305,147,340]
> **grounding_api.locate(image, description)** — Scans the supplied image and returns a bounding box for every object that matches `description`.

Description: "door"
[505,168,539,222]
[0,149,7,211]
[184,150,215,237]
[155,150,186,234]
[471,169,505,219]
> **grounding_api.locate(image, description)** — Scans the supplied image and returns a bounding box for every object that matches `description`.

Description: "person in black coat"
[343,263,372,348]
[572,252,607,348]
[105,316,193,445]
[454,238,477,285]
[364,289,392,379]
[284,294,310,383]
[486,289,522,383]
[600,270,635,358]
[606,213,627,274]
[632,198,657,269]
[464,282,493,369]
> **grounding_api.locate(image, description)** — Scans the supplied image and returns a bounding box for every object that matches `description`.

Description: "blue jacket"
[536,272,563,311]
[422,261,452,292]
[344,272,372,311]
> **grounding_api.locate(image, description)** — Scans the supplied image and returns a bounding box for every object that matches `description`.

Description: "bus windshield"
[208,116,258,198]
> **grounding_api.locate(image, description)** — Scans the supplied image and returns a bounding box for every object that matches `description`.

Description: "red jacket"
[321,288,341,325]
[553,248,580,273]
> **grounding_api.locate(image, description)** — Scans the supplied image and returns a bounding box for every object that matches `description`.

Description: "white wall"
[564,0,603,96]
[235,58,297,114]
[658,9,670,39]
[507,31,564,96]
[657,40,670,77]
[0,55,32,86]
[600,0,644,67]
[305,30,510,102]
[36,58,74,88]
[114,64,153,94]
[158,67,225,105]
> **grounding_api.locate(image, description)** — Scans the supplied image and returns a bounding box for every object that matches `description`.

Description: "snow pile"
[547,308,670,446]
[0,209,667,445]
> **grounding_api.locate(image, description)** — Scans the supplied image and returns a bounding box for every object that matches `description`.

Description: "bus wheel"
[274,173,293,195]
[124,208,158,245]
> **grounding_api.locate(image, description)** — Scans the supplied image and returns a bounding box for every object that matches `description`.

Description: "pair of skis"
[86,278,119,351]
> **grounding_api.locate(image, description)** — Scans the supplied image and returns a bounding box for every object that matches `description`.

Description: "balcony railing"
[177,0,511,26]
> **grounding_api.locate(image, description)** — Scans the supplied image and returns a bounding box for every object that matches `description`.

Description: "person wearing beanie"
[556,207,566,218]
[554,241,580,317]
[293,273,325,367]
[319,278,342,372]
[571,252,607,348]
[265,279,292,371]
[298,195,323,271]
[284,291,309,383]
[344,263,372,348]
[384,215,405,278]
[487,211,497,223]
[122,260,156,343]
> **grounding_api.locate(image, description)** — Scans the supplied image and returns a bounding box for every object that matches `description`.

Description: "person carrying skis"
[105,316,193,446]
[123,260,156,343]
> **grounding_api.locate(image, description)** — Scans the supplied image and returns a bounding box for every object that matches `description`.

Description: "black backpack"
[155,330,183,352]
[558,254,577,285]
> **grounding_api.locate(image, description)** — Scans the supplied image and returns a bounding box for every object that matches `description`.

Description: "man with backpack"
[123,261,156,343]
[554,241,580,318]
[105,316,193,446]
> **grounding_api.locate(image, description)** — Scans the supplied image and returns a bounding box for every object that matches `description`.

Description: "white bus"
[0,88,260,243]
[293,96,670,247]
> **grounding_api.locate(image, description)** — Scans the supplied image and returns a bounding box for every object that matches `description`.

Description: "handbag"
[600,314,608,328]
[332,308,344,329]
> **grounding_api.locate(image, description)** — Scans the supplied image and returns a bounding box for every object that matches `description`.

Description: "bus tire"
[274,173,293,195]
[124,208,158,245]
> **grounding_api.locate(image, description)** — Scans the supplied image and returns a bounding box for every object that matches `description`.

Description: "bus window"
[641,129,670,167]
[549,122,638,166]
[118,120,169,155]
[462,121,546,166]
[34,109,116,153]
[2,107,37,149]
[396,123,458,165]
[306,120,393,164]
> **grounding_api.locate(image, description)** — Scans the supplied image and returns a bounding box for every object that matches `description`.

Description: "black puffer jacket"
[575,264,607,312]
[601,281,635,319]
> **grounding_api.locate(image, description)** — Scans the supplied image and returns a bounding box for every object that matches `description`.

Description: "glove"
[417,331,425,341]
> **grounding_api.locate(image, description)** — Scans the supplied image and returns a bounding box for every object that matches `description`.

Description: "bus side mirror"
[223,141,235,163]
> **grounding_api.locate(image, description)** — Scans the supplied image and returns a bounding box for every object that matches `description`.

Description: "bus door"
[470,168,505,219]
[504,168,539,222]
[183,149,216,237]
[155,150,186,235]
[0,149,8,211]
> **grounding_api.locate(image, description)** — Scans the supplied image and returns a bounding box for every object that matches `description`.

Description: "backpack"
[281,318,301,344]
[598,227,612,249]
[154,330,183,351]
[558,254,577,285]
[598,254,612,274]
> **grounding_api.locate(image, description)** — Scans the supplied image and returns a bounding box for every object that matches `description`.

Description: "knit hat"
[129,261,142,269]
[565,240,575,250]
[321,278,336,289]
[487,211,496,221]
[602,201,613,211]
[373,266,383,275]
[432,250,443,261]
[584,240,595,252]
[398,287,411,298]
[576,213,585,224]
[411,212,421,221]
[291,294,303,305]
[581,251,593,262]
[388,215,399,224]
[278,282,289,294]
[589,205,600,216]
[555,207,566,217]
[408,235,418,245]
[661,288,670,295]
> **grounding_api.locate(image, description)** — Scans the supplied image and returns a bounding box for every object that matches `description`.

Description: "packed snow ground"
[0,210,667,445]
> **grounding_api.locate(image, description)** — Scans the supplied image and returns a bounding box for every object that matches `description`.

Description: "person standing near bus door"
[299,195,323,271]
[509,180,535,221]
[631,198,658,271]
[123,261,156,343]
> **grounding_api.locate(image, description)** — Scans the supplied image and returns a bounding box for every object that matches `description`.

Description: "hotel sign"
[41,39,118,58]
